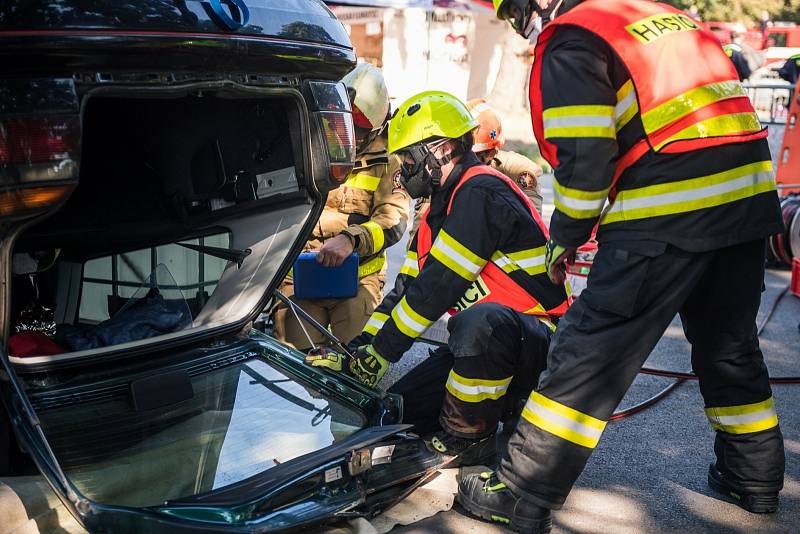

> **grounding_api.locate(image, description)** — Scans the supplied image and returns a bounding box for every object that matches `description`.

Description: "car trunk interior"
[8,89,316,364]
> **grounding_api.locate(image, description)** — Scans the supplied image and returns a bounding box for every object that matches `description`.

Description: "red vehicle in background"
[762,25,800,66]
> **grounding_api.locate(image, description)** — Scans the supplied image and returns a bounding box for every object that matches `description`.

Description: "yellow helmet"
[388,91,478,154]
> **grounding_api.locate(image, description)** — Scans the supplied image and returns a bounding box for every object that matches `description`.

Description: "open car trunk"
[10,87,315,368]
[1,86,445,532]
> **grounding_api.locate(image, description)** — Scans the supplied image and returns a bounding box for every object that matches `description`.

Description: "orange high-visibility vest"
[417,164,569,318]
[530,0,767,188]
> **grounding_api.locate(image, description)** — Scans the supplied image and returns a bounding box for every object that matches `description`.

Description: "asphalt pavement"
[382,174,800,533]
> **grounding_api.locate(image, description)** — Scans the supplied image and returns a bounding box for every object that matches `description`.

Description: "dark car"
[0,2,442,532]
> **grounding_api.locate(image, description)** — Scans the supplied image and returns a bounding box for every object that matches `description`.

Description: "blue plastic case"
[293,252,359,299]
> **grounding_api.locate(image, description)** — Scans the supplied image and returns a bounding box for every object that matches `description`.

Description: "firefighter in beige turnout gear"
[409,98,544,241]
[272,64,408,350]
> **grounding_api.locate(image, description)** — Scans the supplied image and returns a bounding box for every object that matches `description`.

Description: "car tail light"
[0,115,79,219]
[304,80,356,193]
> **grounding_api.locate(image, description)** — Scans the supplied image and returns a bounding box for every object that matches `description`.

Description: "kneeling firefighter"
[272,64,408,350]
[454,0,786,532]
[409,97,545,241]
[306,91,570,464]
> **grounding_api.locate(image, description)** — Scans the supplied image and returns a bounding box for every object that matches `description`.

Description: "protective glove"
[347,332,375,352]
[545,240,576,285]
[305,347,348,373]
[348,344,390,388]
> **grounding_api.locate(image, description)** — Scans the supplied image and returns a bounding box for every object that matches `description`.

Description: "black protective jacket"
[365,153,568,362]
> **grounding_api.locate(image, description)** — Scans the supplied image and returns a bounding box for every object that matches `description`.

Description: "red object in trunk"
[9,331,66,357]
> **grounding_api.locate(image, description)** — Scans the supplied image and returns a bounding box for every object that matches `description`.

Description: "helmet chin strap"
[426,140,464,189]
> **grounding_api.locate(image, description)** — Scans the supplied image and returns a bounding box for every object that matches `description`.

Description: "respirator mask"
[398,139,454,199]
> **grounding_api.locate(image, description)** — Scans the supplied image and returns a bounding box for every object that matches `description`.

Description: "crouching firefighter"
[455,0,786,532]
[272,64,408,350]
[306,91,570,464]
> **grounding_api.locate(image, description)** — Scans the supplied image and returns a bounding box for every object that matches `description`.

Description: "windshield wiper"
[178,243,251,268]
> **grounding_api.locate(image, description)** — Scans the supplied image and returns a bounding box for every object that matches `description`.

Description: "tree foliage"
[663,0,800,24]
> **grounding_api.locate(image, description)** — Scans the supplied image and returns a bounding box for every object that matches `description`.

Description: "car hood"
[0,0,351,48]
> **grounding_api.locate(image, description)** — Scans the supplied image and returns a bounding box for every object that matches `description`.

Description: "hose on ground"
[611,284,799,421]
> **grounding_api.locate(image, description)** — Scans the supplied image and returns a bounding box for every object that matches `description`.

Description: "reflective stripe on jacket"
[416,164,569,319]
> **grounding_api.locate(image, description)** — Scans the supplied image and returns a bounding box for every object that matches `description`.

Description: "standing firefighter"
[456,0,786,532]
[272,64,408,350]
[307,91,569,464]
[409,98,544,242]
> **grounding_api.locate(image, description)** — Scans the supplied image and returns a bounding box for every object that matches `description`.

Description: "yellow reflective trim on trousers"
[521,392,606,449]
[430,229,486,281]
[344,172,381,191]
[399,251,420,277]
[615,80,639,131]
[391,296,434,338]
[553,178,609,220]
[363,312,389,335]
[601,161,775,225]
[361,220,385,252]
[641,80,746,134]
[652,112,763,151]
[706,397,779,434]
[358,253,386,278]
[543,105,616,139]
[445,371,512,403]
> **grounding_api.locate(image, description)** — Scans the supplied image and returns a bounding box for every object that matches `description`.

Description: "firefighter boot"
[426,431,497,468]
[708,463,779,513]
[458,471,552,533]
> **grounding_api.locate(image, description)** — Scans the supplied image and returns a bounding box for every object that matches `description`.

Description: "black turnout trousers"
[499,239,785,509]
[389,302,552,439]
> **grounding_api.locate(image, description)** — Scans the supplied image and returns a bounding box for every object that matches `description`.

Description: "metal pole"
[273,290,354,358]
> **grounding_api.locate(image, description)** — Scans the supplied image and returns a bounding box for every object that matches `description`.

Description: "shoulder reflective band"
[601,160,775,225]
[445,370,512,403]
[363,311,389,336]
[361,220,385,252]
[491,246,546,276]
[553,177,609,220]
[390,296,434,338]
[705,397,778,434]
[430,229,486,281]
[522,391,607,449]
[653,112,762,151]
[399,250,419,277]
[345,172,381,191]
[543,105,616,139]
[624,12,700,45]
[358,253,386,278]
[642,80,747,135]
[615,80,639,131]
